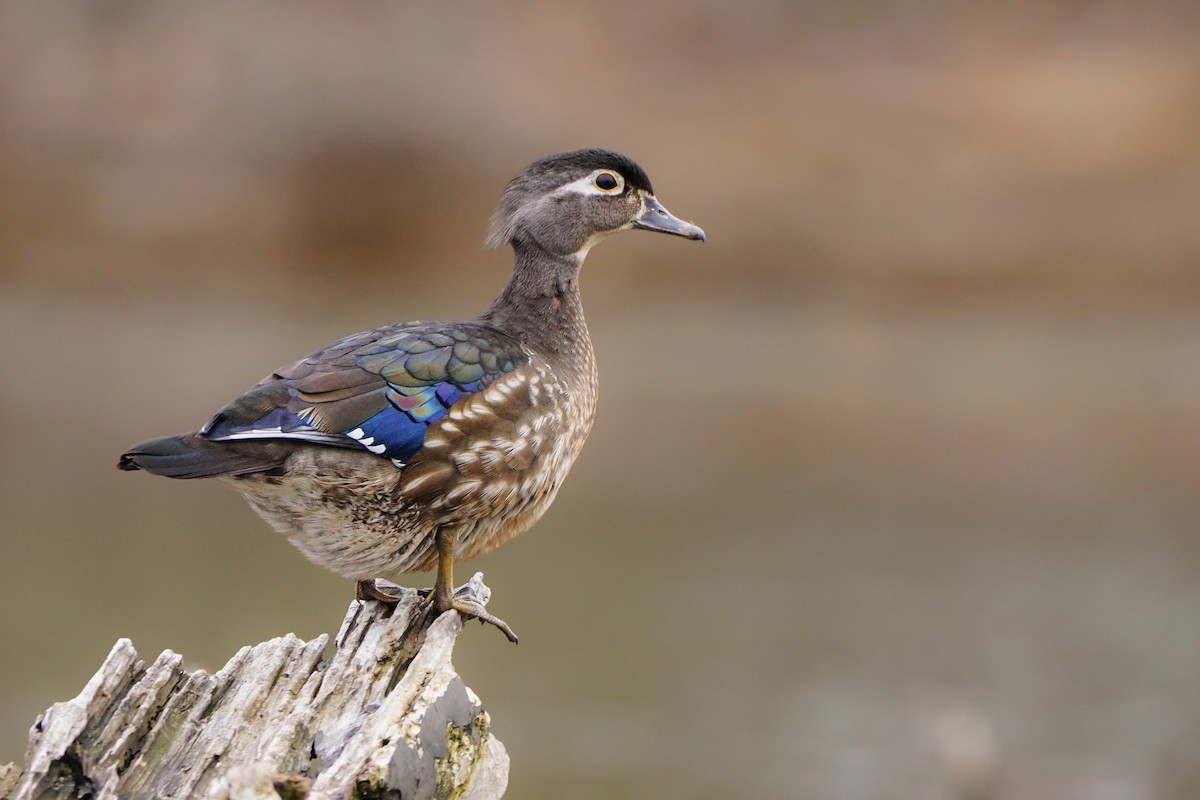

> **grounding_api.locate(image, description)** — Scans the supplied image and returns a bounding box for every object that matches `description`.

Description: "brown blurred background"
[2,2,1199,798]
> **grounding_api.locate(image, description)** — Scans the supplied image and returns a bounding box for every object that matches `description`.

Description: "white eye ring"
[593,171,622,192]
[557,170,627,197]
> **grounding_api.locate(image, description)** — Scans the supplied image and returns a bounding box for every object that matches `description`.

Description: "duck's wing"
[200,322,530,465]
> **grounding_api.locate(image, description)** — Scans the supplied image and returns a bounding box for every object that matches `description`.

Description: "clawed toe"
[424,573,518,644]
[355,578,407,603]
[360,574,517,643]
[446,593,518,644]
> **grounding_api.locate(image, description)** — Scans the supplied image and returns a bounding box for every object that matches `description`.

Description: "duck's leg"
[430,526,519,644]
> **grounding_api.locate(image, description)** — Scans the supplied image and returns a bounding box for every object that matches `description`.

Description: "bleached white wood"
[3,574,508,800]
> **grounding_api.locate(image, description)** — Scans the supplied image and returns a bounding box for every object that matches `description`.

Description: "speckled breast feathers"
[208,321,596,578]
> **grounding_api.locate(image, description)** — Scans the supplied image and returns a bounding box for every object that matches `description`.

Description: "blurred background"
[2,2,1199,798]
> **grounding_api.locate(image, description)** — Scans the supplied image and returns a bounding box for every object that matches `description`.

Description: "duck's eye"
[594,172,620,192]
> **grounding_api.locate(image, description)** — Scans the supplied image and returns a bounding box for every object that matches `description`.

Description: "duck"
[118,149,705,642]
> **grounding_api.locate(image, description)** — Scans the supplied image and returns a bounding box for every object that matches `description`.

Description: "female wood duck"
[119,149,704,642]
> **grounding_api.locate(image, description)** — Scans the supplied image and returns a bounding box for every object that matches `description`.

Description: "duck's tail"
[118,433,288,479]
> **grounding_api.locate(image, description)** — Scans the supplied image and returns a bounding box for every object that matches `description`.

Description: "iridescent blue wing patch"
[201,322,527,463]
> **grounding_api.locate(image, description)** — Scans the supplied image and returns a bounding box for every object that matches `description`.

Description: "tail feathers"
[118,433,288,479]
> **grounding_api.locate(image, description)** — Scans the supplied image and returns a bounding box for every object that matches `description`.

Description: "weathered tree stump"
[1,574,508,800]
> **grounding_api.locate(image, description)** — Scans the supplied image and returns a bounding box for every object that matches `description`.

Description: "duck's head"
[485,149,705,260]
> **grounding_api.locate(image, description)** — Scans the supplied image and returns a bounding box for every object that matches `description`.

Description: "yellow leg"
[430,526,518,644]
[430,526,457,614]
[355,528,517,643]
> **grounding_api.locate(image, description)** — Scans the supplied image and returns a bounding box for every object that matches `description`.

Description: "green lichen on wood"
[352,776,402,799]
[435,711,490,800]
[127,684,207,776]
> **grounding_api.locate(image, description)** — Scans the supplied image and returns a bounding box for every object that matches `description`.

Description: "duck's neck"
[481,236,592,367]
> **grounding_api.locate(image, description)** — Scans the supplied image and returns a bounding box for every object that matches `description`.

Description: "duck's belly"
[225,361,596,581]
[222,431,581,581]
[221,448,427,580]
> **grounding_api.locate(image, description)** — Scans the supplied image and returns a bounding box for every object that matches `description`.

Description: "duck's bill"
[633,195,706,241]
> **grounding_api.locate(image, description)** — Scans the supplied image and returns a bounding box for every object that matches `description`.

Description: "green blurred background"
[2,2,1199,798]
